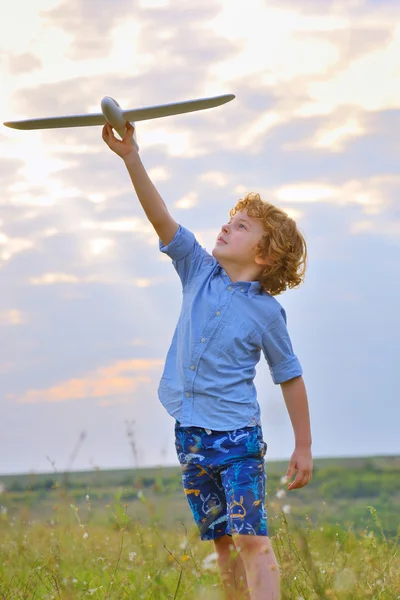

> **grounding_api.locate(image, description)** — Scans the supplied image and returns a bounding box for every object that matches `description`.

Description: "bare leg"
[233,535,280,600]
[214,535,250,600]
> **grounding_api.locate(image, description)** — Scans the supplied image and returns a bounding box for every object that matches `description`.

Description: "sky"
[0,0,399,475]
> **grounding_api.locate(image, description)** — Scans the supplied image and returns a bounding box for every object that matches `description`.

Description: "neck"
[219,261,264,283]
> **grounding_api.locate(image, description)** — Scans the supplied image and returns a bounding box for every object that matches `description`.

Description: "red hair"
[230,193,307,296]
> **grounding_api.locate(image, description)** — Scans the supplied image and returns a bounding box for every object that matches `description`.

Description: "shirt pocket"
[214,318,259,360]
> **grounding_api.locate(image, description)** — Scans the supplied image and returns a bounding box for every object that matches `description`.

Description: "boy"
[102,122,313,600]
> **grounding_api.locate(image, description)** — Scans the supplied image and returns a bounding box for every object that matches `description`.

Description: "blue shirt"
[158,225,302,430]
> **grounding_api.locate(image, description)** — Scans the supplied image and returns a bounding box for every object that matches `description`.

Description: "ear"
[254,253,270,266]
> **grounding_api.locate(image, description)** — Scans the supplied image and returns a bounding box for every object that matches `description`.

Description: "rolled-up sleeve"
[159,225,213,288]
[262,307,303,384]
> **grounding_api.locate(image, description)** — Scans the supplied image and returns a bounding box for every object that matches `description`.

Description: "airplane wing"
[122,94,235,122]
[3,94,235,131]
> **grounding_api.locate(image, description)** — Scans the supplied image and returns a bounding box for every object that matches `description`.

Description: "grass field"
[0,455,398,599]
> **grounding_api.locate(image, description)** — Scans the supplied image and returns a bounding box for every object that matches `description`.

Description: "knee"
[235,536,278,565]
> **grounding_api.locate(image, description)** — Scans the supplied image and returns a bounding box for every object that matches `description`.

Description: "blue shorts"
[175,422,268,541]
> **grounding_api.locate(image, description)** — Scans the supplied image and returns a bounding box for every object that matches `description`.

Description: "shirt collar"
[216,265,262,299]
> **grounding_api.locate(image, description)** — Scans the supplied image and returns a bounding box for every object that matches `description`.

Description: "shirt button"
[215,311,220,316]
[190,365,195,370]
[201,337,206,343]
[186,392,190,397]
[227,286,232,291]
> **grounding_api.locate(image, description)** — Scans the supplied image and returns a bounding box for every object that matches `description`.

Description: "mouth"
[217,237,227,245]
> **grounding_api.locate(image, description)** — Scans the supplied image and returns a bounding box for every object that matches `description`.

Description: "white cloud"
[285,114,366,152]
[174,192,198,209]
[350,219,400,240]
[0,234,34,262]
[80,218,153,234]
[29,273,79,285]
[276,184,336,203]
[207,3,341,84]
[138,0,170,7]
[274,177,398,214]
[0,309,25,325]
[147,166,171,182]
[199,171,230,186]
[297,24,400,116]
[88,238,115,257]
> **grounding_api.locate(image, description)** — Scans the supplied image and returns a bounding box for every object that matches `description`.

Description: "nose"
[221,223,229,234]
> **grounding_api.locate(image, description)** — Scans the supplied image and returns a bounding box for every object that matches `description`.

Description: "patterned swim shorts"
[175,422,268,540]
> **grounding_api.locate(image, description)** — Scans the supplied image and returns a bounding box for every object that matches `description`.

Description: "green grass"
[0,456,398,599]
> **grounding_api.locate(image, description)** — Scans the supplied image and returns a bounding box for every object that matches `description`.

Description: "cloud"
[274,176,398,213]
[8,53,42,75]
[29,273,79,285]
[0,233,34,263]
[42,0,131,60]
[8,358,164,404]
[174,191,198,209]
[0,149,25,196]
[0,309,25,325]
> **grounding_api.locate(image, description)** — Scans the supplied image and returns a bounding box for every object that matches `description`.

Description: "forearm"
[281,376,312,448]
[123,152,169,225]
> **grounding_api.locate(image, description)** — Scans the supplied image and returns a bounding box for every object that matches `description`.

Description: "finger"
[122,122,134,142]
[103,123,118,144]
[295,471,312,489]
[286,461,296,481]
[288,471,307,490]
[102,123,112,139]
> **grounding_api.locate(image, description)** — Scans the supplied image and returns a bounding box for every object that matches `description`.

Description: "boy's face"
[212,209,267,269]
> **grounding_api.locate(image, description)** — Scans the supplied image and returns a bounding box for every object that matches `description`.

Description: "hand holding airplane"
[102,121,138,158]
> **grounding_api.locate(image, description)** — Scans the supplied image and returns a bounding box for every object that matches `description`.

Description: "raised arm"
[102,122,179,246]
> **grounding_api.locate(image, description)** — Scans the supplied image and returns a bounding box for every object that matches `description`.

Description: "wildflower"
[137,490,143,499]
[83,532,89,539]
[128,552,137,561]
[280,476,289,485]
[180,554,190,562]
[86,494,90,501]
[202,552,218,570]
[282,504,291,514]
[276,489,286,499]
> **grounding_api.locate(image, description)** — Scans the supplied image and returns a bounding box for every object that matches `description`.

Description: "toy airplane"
[3,93,235,150]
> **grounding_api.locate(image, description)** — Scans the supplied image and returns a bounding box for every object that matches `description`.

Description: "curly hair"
[230,192,307,296]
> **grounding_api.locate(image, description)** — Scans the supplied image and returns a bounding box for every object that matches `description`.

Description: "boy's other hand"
[285,447,313,490]
[102,121,138,159]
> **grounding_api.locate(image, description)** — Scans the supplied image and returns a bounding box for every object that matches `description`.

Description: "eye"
[239,223,246,229]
